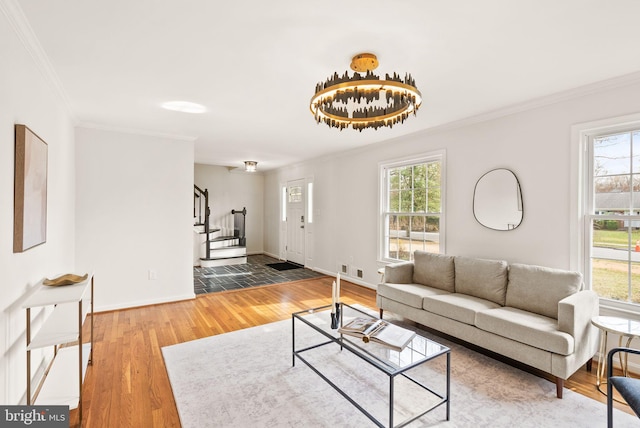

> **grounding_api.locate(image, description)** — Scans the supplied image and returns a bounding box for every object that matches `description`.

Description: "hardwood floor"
[70,276,633,427]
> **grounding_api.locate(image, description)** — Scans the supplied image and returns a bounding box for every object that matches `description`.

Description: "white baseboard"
[95,293,195,312]
[262,251,282,260]
[312,266,376,290]
[593,351,640,375]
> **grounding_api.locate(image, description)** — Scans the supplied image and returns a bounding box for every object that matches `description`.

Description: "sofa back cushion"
[413,251,455,292]
[505,263,583,319]
[454,257,509,305]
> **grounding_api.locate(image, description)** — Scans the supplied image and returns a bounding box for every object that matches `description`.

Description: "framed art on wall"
[14,124,48,253]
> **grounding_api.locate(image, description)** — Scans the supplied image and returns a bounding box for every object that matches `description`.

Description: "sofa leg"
[379,308,384,319]
[586,358,593,372]
[556,378,564,399]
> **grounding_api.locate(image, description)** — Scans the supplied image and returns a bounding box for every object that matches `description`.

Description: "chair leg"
[556,378,563,398]
[379,308,384,319]
[586,358,593,372]
[607,378,614,428]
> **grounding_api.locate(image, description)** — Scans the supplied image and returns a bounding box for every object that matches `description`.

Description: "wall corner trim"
[0,0,78,123]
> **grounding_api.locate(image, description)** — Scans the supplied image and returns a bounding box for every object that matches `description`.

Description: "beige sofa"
[376,251,599,398]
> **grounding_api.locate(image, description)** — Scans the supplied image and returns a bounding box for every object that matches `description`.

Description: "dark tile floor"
[194,254,326,295]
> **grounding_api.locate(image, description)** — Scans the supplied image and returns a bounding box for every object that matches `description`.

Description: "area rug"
[265,261,303,271]
[162,313,639,427]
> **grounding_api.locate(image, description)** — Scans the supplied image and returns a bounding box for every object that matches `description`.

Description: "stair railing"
[194,185,211,259]
[231,207,247,247]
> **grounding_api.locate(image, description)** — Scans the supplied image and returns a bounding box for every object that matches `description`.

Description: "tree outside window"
[382,156,443,261]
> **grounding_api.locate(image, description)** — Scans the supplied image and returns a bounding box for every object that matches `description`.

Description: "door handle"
[300,225,305,229]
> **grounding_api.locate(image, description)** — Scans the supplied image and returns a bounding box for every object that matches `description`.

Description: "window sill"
[599,298,640,321]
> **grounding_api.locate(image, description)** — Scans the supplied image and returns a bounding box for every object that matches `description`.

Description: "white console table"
[22,274,94,423]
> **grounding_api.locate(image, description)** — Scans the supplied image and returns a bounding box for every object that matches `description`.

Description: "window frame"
[573,113,640,314]
[378,150,446,263]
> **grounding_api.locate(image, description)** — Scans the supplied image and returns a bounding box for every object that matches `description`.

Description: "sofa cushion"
[476,307,574,355]
[423,293,501,325]
[505,263,583,319]
[413,251,456,292]
[377,282,449,309]
[454,257,508,306]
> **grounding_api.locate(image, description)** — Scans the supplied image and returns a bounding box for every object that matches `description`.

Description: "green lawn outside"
[592,260,640,303]
[591,229,640,302]
[593,229,640,248]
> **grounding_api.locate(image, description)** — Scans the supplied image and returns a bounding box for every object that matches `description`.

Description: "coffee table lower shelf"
[292,304,450,428]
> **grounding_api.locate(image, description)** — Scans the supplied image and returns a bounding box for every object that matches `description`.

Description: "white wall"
[0,9,76,405]
[264,77,640,288]
[194,164,264,255]
[75,127,195,311]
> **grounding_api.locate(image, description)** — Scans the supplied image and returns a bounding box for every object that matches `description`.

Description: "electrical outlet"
[341,264,348,274]
[351,266,364,278]
[148,269,157,280]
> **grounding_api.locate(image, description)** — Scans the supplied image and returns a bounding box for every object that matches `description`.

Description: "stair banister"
[231,207,247,247]
[204,189,210,259]
[194,185,211,259]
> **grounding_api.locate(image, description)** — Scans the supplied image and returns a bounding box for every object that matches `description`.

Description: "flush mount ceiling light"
[244,161,258,172]
[310,53,422,131]
[161,101,207,114]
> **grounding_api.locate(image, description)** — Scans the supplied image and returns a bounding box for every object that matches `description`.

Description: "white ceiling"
[13,0,640,171]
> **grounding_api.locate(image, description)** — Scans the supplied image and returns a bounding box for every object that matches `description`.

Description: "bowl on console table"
[43,273,88,287]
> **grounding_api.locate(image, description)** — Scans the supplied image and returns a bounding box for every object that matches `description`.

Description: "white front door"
[286,179,305,265]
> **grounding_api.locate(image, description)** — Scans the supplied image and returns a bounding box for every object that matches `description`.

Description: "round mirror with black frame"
[473,168,523,231]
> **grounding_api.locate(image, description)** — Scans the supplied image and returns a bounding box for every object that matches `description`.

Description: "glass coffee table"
[292,303,450,428]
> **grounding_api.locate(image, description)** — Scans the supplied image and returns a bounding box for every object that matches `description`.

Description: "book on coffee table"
[338,317,416,352]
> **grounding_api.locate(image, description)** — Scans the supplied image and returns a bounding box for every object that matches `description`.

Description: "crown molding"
[77,122,198,142]
[0,0,78,123]
[423,70,640,136]
[346,70,640,153]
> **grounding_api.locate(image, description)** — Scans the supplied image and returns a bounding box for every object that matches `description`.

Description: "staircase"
[194,185,247,267]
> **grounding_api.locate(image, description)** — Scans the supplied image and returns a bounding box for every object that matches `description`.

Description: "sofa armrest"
[558,290,599,339]
[383,261,414,284]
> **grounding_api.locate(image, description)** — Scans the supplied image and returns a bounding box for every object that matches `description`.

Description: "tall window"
[380,153,444,261]
[587,129,640,304]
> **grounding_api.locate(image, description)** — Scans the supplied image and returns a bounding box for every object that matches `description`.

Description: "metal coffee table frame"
[292,303,450,428]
